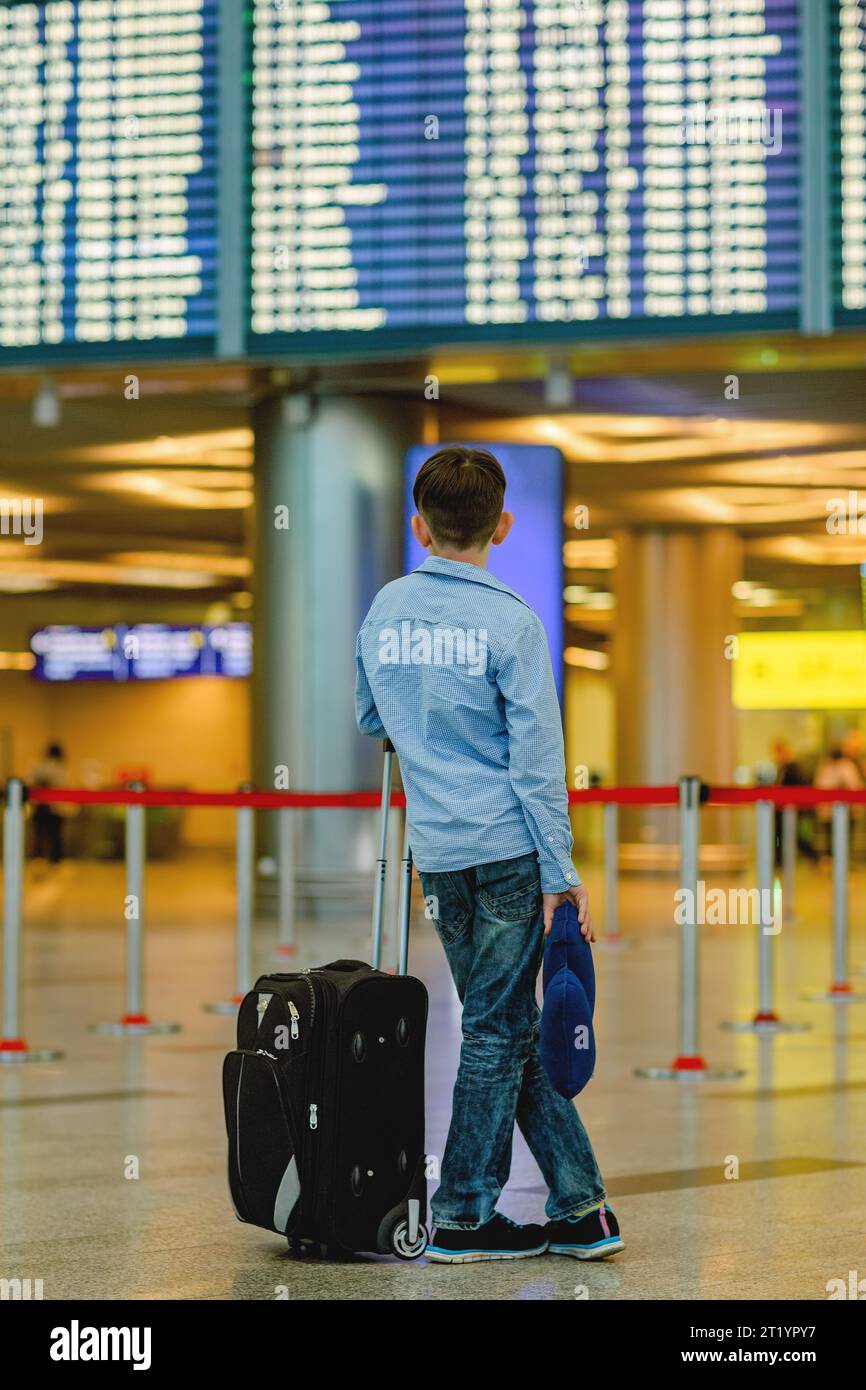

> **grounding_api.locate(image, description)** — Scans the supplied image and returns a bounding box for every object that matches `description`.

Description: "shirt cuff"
[539,860,581,894]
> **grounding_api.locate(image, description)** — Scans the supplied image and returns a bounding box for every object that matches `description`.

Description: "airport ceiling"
[0,340,865,602]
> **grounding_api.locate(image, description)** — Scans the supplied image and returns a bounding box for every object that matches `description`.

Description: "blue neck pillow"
[539,902,596,1100]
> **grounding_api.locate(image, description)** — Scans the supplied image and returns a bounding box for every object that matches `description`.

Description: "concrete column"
[613,527,742,844]
[252,393,423,914]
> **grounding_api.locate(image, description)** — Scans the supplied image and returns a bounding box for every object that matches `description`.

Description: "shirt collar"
[416,555,530,605]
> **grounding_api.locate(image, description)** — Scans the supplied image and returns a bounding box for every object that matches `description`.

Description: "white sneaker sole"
[426,1241,549,1265]
[548,1238,624,1260]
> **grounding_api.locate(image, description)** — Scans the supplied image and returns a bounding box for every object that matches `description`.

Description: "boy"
[355,446,622,1264]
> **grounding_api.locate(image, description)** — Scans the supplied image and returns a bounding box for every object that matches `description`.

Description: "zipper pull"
[308,1103,318,1130]
[288,1000,300,1040]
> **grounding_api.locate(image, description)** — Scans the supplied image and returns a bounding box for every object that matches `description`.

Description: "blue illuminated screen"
[404,444,564,700]
[249,0,802,349]
[30,624,251,682]
[0,0,219,361]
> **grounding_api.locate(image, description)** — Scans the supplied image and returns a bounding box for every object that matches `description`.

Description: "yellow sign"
[733,631,866,710]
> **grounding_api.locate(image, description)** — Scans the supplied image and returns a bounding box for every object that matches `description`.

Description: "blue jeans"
[418,852,606,1230]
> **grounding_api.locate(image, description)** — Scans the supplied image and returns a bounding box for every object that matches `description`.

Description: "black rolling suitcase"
[222,740,429,1260]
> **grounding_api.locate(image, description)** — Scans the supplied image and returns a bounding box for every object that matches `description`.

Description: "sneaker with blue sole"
[426,1213,549,1264]
[546,1202,624,1259]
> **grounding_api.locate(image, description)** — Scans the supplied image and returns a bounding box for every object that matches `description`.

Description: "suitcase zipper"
[299,972,316,1027]
[299,973,335,1232]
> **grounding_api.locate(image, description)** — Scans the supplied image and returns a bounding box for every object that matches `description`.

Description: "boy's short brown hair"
[412,446,506,550]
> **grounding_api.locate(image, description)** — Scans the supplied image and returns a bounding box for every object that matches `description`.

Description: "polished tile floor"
[2,853,865,1301]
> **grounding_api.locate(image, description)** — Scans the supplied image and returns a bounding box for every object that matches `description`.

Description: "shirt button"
[546,835,553,842]
[566,872,575,881]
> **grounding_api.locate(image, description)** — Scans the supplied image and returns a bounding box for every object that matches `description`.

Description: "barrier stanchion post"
[804,800,866,1003]
[721,799,808,1034]
[0,779,63,1063]
[92,786,180,1036]
[274,805,297,960]
[205,787,255,1014]
[782,805,797,924]
[597,800,628,949]
[636,776,744,1081]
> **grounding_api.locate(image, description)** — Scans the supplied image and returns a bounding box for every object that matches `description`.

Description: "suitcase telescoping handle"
[370,738,413,975]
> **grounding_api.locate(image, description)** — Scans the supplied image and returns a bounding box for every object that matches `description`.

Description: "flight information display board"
[30,623,252,680]
[247,0,803,351]
[831,0,866,322]
[0,0,219,360]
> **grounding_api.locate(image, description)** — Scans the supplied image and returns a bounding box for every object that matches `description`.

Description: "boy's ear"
[411,513,433,549]
[490,511,514,547]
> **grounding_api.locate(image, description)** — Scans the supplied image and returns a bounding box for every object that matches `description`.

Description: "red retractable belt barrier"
[707,786,866,806]
[11,781,866,1072]
[26,787,410,809]
[28,783,866,808]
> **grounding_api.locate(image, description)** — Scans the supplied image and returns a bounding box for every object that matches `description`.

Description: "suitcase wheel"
[389,1217,428,1260]
[377,1204,429,1261]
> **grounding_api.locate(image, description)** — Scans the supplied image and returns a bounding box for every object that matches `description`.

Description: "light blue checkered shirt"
[355,555,578,893]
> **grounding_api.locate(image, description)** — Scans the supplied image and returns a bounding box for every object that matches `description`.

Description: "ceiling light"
[563,539,618,569]
[565,646,610,671]
[0,651,36,670]
[105,552,252,577]
[0,575,57,593]
[0,559,225,588]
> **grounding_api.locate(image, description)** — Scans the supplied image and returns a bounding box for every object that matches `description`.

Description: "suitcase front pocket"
[223,1050,302,1234]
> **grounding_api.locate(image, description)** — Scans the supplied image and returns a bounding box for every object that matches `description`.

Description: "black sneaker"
[546,1202,624,1259]
[426,1213,549,1264]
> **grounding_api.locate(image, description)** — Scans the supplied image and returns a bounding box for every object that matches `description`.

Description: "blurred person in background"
[771,738,817,864]
[841,729,866,780]
[29,741,69,869]
[841,730,866,858]
[813,744,863,864]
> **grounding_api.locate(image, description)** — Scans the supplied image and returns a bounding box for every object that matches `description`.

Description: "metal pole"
[1,780,63,1062]
[371,748,392,969]
[720,800,808,1033]
[275,806,296,958]
[832,800,849,991]
[125,799,145,1022]
[803,798,866,1002]
[92,786,179,1035]
[236,804,255,999]
[205,787,258,1014]
[756,800,775,1020]
[636,776,744,1080]
[397,820,412,978]
[677,775,701,1065]
[2,779,24,1043]
[782,805,796,924]
[603,801,620,942]
[384,805,402,971]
